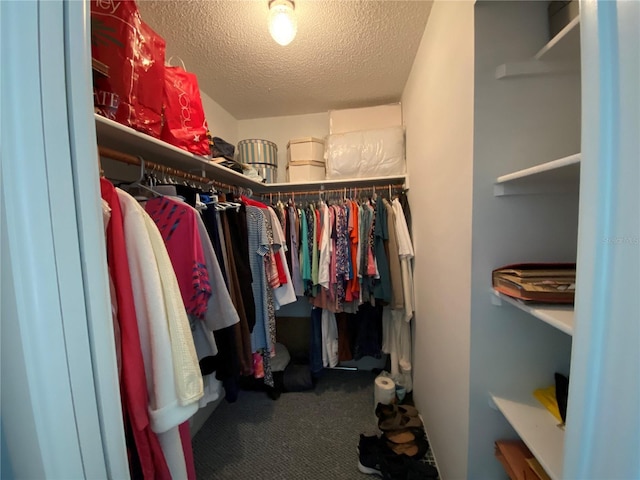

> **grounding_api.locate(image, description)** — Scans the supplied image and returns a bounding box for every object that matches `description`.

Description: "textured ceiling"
[138,0,433,119]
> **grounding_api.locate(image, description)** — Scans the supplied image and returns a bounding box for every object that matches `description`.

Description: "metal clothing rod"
[98,146,406,200]
[98,146,234,191]
[282,184,406,200]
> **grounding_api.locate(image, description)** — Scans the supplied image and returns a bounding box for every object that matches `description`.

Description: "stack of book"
[492,263,576,304]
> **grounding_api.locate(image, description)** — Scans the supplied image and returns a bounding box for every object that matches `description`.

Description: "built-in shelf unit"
[95,114,408,194]
[482,7,582,478]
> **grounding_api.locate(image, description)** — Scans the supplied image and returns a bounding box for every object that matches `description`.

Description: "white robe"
[117,190,203,480]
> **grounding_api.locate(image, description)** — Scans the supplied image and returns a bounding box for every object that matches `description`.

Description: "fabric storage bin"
[287,137,325,163]
[287,160,325,182]
[237,138,278,166]
[325,125,405,179]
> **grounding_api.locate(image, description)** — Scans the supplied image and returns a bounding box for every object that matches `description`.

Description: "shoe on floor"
[385,436,429,460]
[406,459,439,479]
[375,402,420,421]
[380,453,439,480]
[378,413,423,432]
[357,434,383,476]
[384,427,426,445]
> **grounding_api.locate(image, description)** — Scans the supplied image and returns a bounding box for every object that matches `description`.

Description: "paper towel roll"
[374,376,396,407]
[399,360,413,393]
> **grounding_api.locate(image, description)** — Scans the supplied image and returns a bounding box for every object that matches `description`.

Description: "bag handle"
[167,56,187,71]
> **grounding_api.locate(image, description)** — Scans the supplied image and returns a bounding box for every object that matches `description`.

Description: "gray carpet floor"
[192,369,438,479]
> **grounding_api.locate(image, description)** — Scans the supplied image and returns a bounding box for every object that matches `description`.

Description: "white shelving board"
[95,114,266,191]
[535,16,581,62]
[495,16,580,79]
[492,290,574,336]
[491,393,565,480]
[494,153,580,196]
[95,114,407,194]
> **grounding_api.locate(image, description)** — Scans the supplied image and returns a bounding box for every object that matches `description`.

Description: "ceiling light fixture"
[268,0,297,46]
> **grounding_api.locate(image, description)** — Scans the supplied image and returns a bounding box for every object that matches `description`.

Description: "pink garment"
[145,197,211,318]
[253,352,265,379]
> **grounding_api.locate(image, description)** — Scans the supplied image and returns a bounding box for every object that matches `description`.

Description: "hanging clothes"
[144,196,212,319]
[383,198,404,310]
[100,179,171,480]
[118,190,205,480]
[288,204,305,296]
[245,205,271,353]
[392,197,415,322]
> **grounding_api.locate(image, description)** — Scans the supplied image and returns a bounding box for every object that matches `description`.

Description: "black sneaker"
[406,459,439,479]
[358,434,383,476]
[380,453,408,480]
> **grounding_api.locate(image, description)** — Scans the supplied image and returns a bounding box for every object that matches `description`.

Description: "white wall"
[401,1,475,478]
[238,112,329,183]
[201,91,238,144]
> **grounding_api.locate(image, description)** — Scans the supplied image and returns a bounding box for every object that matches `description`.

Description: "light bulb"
[268,0,297,46]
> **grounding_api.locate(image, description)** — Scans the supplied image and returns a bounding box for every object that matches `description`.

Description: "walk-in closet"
[1,1,638,480]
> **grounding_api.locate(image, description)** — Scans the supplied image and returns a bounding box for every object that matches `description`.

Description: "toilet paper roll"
[374,376,396,408]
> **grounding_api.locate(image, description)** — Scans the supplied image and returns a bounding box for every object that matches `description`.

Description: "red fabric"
[145,197,211,318]
[179,422,197,480]
[161,66,210,155]
[91,1,165,137]
[315,209,322,248]
[240,195,267,208]
[346,201,360,302]
[274,249,287,285]
[101,179,170,480]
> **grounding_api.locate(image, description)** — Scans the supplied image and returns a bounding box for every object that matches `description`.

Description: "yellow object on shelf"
[533,386,563,423]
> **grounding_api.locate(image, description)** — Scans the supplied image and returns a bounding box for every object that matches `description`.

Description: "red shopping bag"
[91,0,165,138]
[161,63,210,156]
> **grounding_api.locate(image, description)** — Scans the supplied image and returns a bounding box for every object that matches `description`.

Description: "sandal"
[378,413,423,432]
[376,403,420,420]
[385,430,416,444]
[388,441,419,457]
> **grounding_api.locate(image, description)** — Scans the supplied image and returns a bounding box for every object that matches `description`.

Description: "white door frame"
[1,1,128,477]
[564,0,640,477]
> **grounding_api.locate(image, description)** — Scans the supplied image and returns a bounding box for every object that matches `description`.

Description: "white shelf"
[491,393,565,480]
[535,16,581,62]
[95,114,267,191]
[95,114,407,194]
[492,290,574,336]
[494,153,580,196]
[495,16,580,79]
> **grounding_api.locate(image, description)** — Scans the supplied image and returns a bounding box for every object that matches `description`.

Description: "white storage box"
[325,125,405,179]
[329,103,402,135]
[287,137,325,163]
[287,160,326,182]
